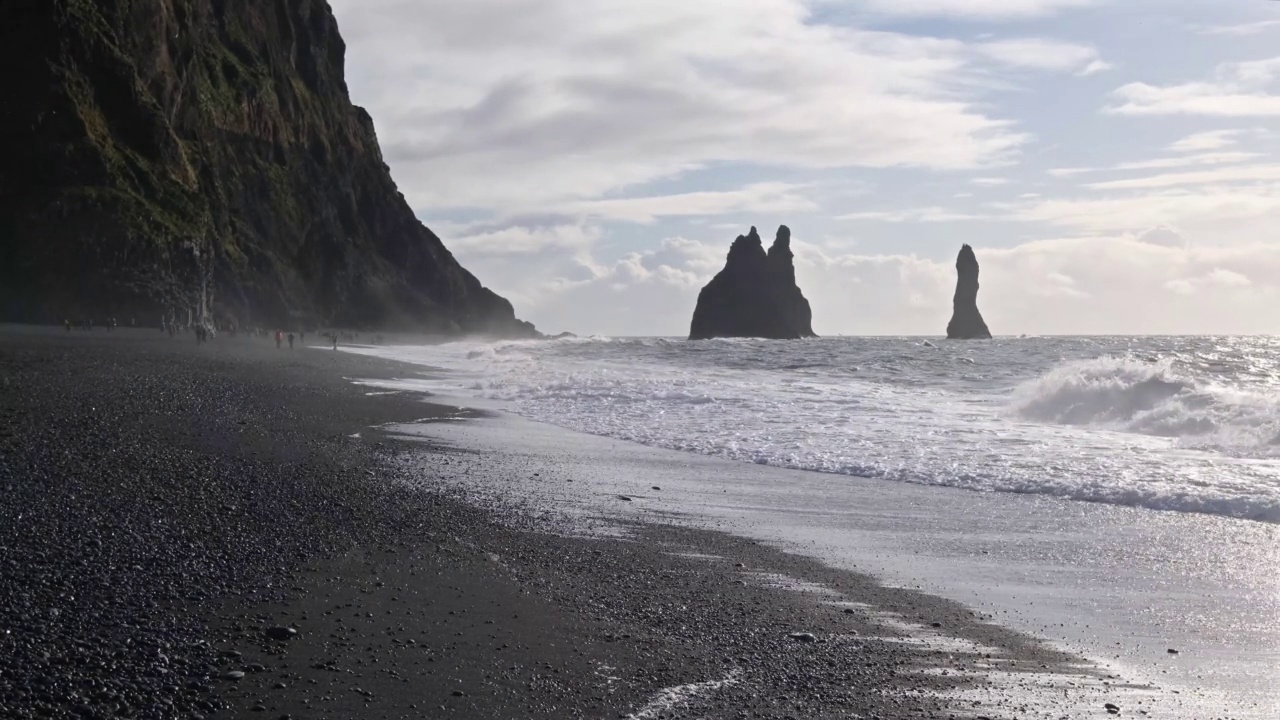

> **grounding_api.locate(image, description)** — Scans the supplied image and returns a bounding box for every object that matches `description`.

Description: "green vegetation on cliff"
[0,0,536,335]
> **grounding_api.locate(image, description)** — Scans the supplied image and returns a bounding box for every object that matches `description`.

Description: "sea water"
[354,335,1280,524]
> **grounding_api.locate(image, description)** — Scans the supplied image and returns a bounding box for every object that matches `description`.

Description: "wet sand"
[2,326,1137,719]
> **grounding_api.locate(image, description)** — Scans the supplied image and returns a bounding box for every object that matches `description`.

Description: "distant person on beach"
[275,330,282,349]
[332,333,338,350]
[64,319,71,332]
[287,332,295,349]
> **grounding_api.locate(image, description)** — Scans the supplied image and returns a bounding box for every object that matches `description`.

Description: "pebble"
[787,632,817,643]
[264,626,297,641]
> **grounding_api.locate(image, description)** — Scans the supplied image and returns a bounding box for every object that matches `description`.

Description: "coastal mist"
[369,335,1280,523]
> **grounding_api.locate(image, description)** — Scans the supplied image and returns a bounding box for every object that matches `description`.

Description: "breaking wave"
[1011,357,1280,457]
[348,336,1280,523]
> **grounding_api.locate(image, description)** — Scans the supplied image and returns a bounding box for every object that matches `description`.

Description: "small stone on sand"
[264,626,297,641]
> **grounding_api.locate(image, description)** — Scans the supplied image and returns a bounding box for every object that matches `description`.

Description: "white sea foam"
[623,670,741,720]
[1010,356,1280,456]
[346,336,1280,523]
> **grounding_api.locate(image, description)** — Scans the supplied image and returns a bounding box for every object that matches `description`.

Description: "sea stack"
[689,225,816,340]
[946,245,992,339]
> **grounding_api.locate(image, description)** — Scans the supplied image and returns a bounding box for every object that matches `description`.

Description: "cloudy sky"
[330,0,1280,336]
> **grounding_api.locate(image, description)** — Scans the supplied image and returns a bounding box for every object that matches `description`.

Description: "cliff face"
[0,0,536,335]
[689,225,815,340]
[946,244,991,339]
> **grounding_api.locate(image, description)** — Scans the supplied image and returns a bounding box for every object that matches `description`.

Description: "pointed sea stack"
[946,245,992,339]
[689,225,816,340]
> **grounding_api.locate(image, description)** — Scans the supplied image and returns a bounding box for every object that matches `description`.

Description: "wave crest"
[1011,357,1280,456]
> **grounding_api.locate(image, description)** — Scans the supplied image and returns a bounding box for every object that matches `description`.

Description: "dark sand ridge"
[1,327,1120,719]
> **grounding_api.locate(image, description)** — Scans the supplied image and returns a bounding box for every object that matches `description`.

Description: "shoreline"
[386,407,1280,719]
[0,327,1230,719]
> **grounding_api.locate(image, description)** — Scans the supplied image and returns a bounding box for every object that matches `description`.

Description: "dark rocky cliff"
[0,0,536,335]
[689,225,816,340]
[946,244,991,339]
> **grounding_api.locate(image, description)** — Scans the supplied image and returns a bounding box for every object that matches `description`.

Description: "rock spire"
[946,244,992,339]
[689,225,816,340]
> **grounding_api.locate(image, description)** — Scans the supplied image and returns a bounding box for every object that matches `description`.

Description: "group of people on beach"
[62,315,357,352]
[65,317,124,331]
[272,330,307,349]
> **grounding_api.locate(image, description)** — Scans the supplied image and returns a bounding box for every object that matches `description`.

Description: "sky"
[328,0,1280,336]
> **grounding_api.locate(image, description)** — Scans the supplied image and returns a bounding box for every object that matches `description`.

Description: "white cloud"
[971,176,1011,186]
[1107,57,1280,116]
[1079,59,1113,77]
[858,0,1097,19]
[558,183,817,224]
[976,38,1109,75]
[1116,152,1260,170]
[1199,20,1280,37]
[836,207,988,222]
[1168,129,1244,152]
[1047,151,1261,176]
[1165,268,1251,296]
[1133,225,1188,249]
[1084,164,1280,190]
[330,0,1029,210]
[1232,58,1280,86]
[1209,268,1252,286]
[445,224,598,257]
[457,232,726,335]
[1005,184,1280,232]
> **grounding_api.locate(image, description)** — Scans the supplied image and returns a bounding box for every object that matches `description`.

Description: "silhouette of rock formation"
[946,244,992,339]
[689,225,815,340]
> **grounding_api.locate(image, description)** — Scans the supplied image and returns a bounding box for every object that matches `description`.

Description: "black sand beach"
[1,327,1114,719]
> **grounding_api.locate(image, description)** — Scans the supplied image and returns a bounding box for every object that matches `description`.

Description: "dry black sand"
[1,327,1109,719]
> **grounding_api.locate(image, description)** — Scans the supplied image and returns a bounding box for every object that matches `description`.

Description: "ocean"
[357,335,1280,524]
